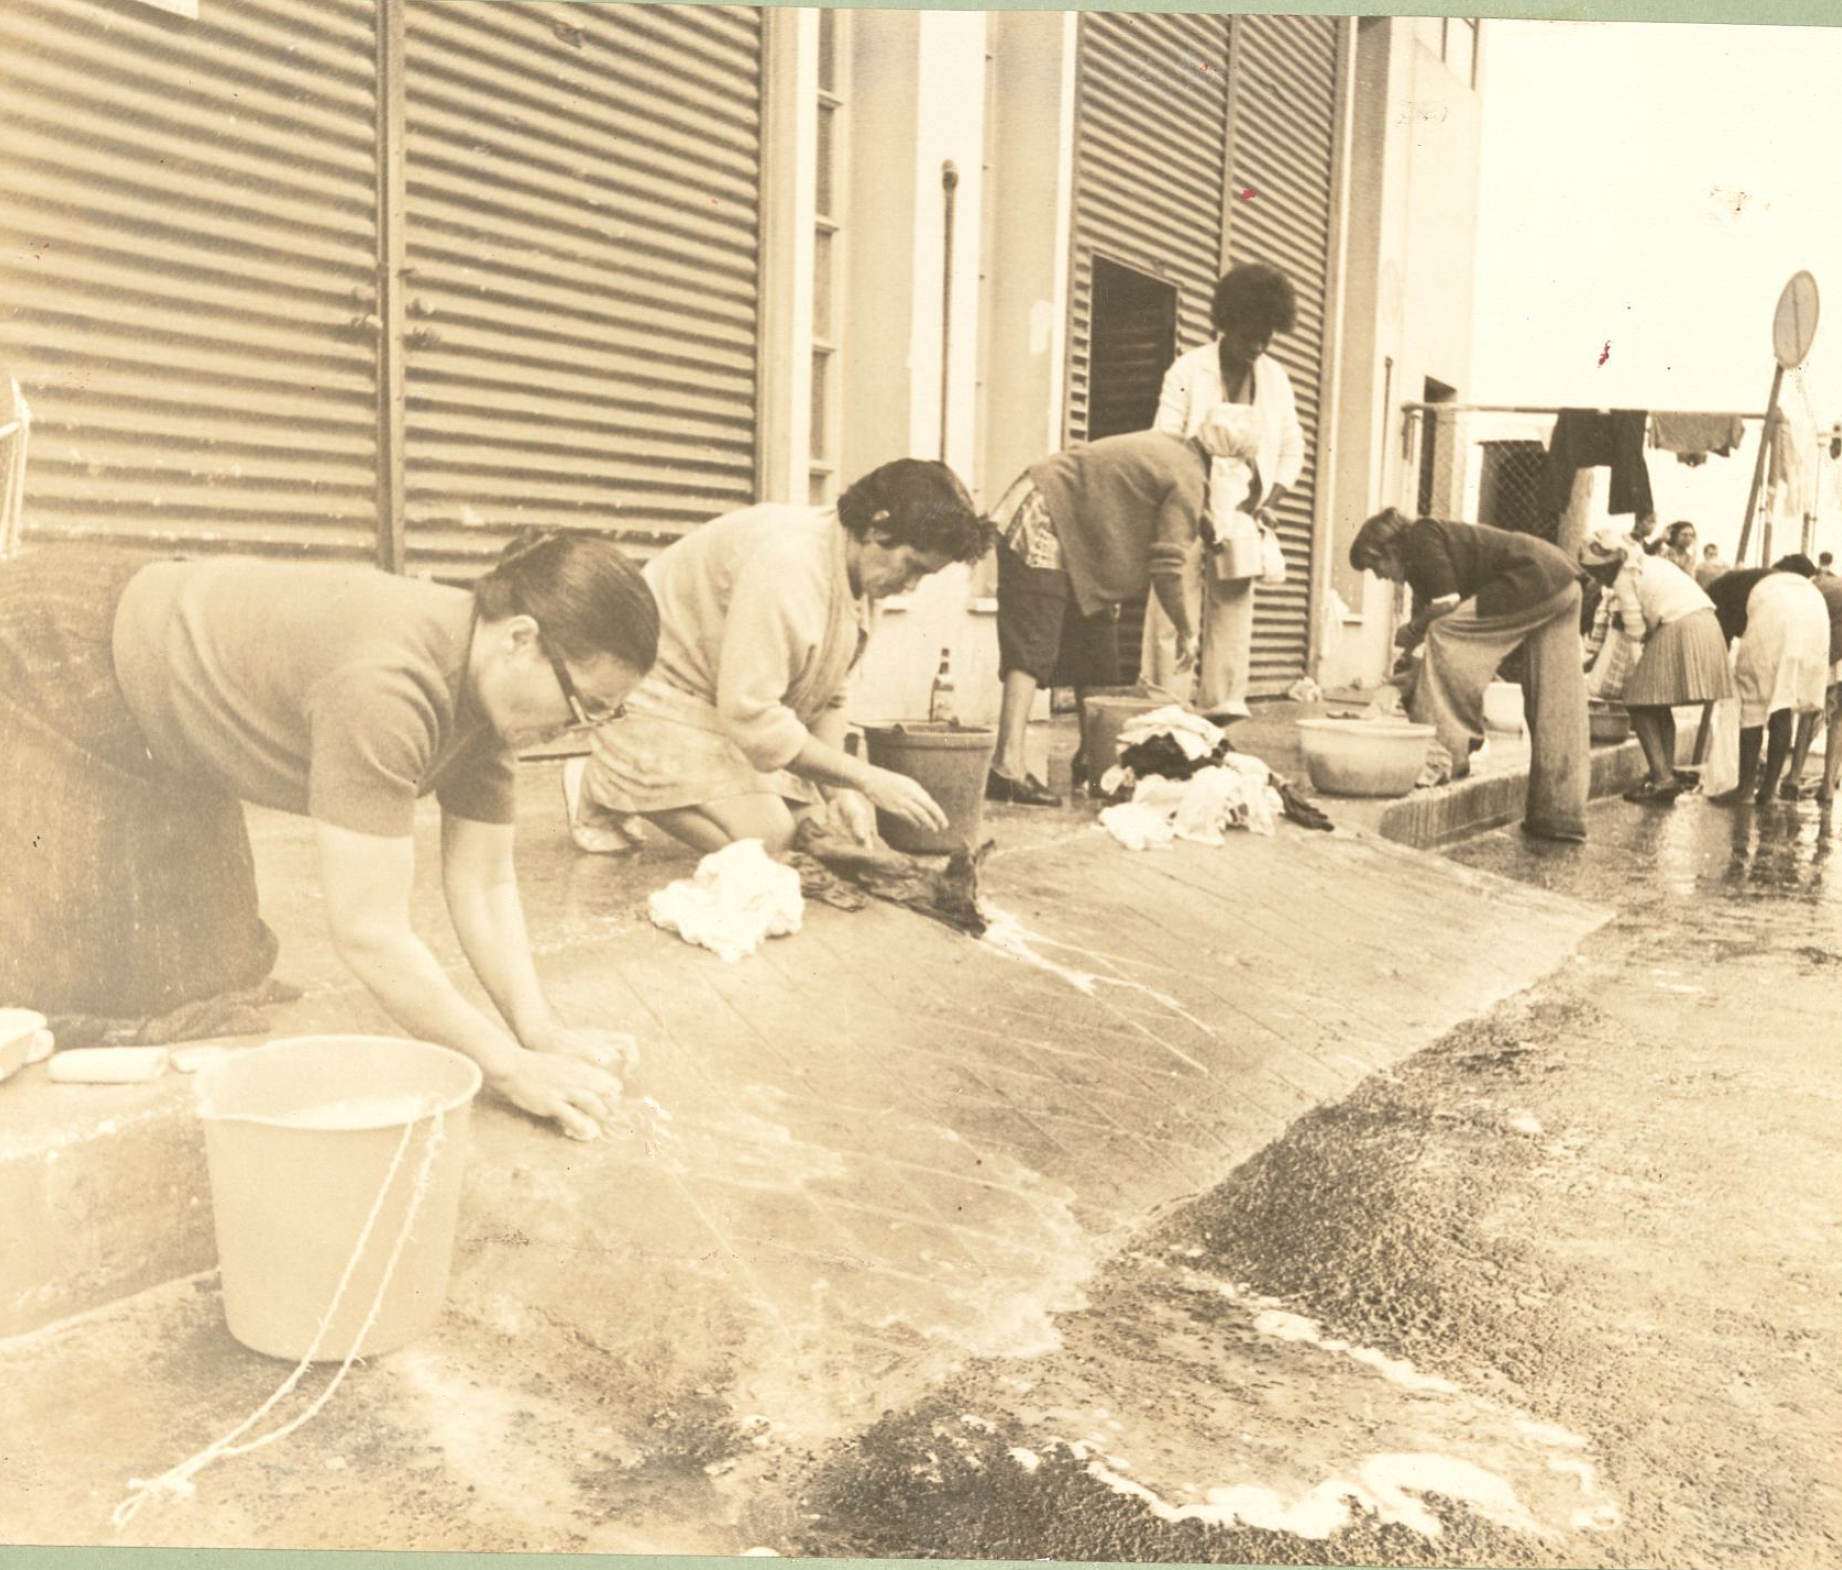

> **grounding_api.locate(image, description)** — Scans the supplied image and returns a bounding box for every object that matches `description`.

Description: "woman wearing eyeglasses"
[0,530,656,1140]
[564,458,991,856]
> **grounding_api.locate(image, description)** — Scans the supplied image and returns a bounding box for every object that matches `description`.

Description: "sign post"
[1737,270,1820,565]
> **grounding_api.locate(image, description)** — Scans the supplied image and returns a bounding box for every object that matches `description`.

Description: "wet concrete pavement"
[779,793,1842,1567]
[0,751,1607,1552]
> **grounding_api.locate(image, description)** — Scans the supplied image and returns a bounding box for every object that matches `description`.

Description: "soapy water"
[979,905,1215,1071]
[265,1094,445,1130]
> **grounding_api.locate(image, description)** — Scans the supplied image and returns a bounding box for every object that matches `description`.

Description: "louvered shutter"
[1226,14,1341,689]
[0,0,382,558]
[399,1,763,577]
[1066,11,1229,447]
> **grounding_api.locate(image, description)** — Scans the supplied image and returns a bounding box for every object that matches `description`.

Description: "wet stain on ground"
[777,797,1842,1567]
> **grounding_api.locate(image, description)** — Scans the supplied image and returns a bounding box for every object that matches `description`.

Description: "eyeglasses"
[542,639,623,731]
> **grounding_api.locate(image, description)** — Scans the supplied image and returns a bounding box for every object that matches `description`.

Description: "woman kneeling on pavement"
[0,532,657,1139]
[987,404,1265,806]
[1350,508,1590,842]
[1703,555,1830,805]
[1578,527,1732,804]
[564,459,990,855]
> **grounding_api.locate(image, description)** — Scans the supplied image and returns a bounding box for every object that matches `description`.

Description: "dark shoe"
[1674,768,1700,788]
[1706,788,1749,807]
[1778,779,1804,802]
[1625,776,1690,805]
[986,768,1062,807]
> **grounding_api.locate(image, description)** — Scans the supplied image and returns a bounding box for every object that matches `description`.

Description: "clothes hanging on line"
[1649,412,1745,461]
[1765,407,1814,523]
[1543,408,1655,518]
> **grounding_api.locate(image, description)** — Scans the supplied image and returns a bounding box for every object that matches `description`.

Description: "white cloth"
[1611,552,1715,638]
[1114,704,1226,762]
[646,839,804,962]
[1097,800,1177,852]
[1734,573,1829,728]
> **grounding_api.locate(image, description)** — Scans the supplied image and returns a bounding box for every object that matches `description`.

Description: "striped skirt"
[0,545,278,1019]
[1622,607,1734,707]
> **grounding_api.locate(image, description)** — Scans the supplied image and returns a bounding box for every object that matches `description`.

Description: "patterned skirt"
[1622,608,1734,706]
[0,545,277,1018]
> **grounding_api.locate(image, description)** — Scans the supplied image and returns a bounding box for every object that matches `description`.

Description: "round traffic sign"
[1773,270,1819,369]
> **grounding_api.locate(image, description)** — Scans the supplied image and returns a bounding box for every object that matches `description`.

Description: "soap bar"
[48,1048,171,1084]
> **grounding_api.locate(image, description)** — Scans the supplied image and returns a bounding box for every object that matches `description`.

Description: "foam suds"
[979,905,1215,1071]
[1172,1269,1622,1534]
[1190,1278,1464,1398]
[1082,1451,1542,1541]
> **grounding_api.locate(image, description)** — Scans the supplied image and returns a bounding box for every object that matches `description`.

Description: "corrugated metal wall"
[400,1,763,576]
[1065,11,1342,691]
[1066,11,1229,448]
[1226,14,1342,687]
[0,0,382,558]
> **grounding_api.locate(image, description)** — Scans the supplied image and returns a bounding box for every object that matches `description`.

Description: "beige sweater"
[642,503,868,772]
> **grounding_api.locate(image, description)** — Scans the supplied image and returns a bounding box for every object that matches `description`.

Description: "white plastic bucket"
[196,1035,482,1361]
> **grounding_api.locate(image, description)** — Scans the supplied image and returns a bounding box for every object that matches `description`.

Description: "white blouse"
[1153,342,1306,526]
[1614,552,1715,639]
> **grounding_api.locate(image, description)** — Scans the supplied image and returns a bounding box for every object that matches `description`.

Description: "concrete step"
[0,784,1613,1549]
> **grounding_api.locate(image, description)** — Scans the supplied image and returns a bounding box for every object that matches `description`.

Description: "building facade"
[0,1,1487,710]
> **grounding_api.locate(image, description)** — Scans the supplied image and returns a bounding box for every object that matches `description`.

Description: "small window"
[817,7,839,96]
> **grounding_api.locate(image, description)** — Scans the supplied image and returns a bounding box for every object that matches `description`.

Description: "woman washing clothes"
[0,532,657,1139]
[1350,508,1591,842]
[987,403,1266,806]
[563,459,989,855]
[1578,527,1732,804]
[1139,262,1305,723]
[1703,555,1830,806]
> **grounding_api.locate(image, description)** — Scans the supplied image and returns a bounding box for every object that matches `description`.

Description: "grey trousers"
[1412,582,1590,839]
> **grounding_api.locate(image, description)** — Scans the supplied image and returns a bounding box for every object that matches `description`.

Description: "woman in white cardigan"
[1140,262,1306,720]
[564,461,988,855]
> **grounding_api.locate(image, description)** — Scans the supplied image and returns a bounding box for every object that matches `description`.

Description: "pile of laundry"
[1095,706,1332,852]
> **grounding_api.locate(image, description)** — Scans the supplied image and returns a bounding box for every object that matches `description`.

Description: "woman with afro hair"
[1139,261,1306,722]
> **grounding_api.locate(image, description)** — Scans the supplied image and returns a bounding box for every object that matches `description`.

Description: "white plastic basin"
[1296,718,1435,798]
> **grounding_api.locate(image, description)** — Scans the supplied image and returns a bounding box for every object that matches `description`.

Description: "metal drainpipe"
[940,161,959,464]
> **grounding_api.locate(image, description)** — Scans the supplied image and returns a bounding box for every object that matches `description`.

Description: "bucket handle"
[111,1104,449,1527]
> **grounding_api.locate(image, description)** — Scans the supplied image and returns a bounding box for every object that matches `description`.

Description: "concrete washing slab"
[0,740,1612,1552]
